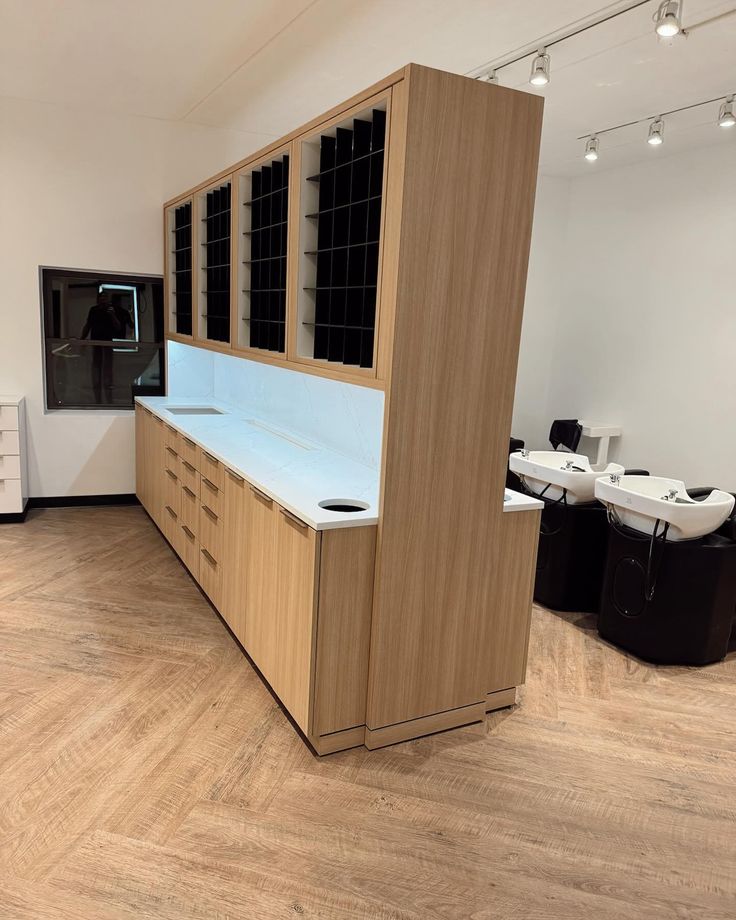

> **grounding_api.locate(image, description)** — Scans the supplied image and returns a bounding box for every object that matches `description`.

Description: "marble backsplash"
[167,341,384,470]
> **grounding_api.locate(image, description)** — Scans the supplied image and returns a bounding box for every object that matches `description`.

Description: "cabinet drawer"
[199,501,223,560]
[162,502,180,546]
[180,456,199,494]
[0,455,21,479]
[163,468,180,516]
[164,424,180,453]
[180,524,200,579]
[164,444,180,477]
[0,405,19,431]
[0,430,20,455]
[200,450,224,489]
[180,435,199,469]
[199,545,223,607]
[180,483,199,535]
[200,474,223,517]
[0,478,24,514]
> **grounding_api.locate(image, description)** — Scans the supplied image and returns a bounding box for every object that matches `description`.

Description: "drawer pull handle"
[182,525,195,539]
[280,508,308,530]
[184,437,196,448]
[165,468,177,480]
[227,469,244,483]
[250,485,273,505]
[165,505,177,519]
[202,504,218,522]
[182,485,196,499]
[165,446,177,456]
[201,548,218,567]
[202,451,218,466]
[182,459,196,472]
[202,477,219,494]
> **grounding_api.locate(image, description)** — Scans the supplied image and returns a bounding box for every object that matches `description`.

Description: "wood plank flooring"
[1,506,735,919]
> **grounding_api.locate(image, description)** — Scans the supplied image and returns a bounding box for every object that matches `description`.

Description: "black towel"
[549,419,582,452]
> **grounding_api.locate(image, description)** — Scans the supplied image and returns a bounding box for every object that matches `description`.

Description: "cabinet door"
[272,507,320,732]
[148,413,166,529]
[135,405,148,509]
[244,490,320,731]
[221,469,248,645]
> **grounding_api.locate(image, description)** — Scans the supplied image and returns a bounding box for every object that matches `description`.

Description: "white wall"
[513,142,736,489]
[0,96,271,497]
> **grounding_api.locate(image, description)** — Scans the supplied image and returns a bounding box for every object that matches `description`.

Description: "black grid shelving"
[305,108,385,368]
[171,202,192,336]
[202,183,231,343]
[245,155,289,353]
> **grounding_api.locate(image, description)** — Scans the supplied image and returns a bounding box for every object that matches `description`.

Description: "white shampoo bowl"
[595,475,735,542]
[509,450,624,505]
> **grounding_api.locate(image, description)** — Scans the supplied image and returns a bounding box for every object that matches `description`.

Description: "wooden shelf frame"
[231,141,295,358]
[196,177,233,346]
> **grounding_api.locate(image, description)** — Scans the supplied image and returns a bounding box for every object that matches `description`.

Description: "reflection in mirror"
[41,267,164,410]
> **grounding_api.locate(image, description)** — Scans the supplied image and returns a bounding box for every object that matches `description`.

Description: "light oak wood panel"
[311,525,377,738]
[199,450,224,490]
[199,474,223,518]
[367,66,544,729]
[243,487,280,687]
[220,469,248,646]
[486,509,541,695]
[364,701,487,750]
[134,405,149,509]
[148,412,166,530]
[179,459,199,497]
[198,501,223,563]
[272,510,320,734]
[198,544,223,608]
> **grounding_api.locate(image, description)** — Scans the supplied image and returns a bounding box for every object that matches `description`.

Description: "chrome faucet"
[520,448,529,458]
[564,459,575,471]
[609,473,621,485]
[661,487,678,501]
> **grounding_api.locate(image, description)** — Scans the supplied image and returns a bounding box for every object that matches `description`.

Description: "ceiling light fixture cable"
[579,91,736,144]
[470,0,652,83]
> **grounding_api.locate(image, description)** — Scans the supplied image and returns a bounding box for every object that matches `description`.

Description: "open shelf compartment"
[295,98,387,371]
[235,149,290,354]
[197,180,232,344]
[167,199,194,337]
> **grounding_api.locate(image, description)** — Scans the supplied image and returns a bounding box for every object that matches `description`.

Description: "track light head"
[718,96,735,128]
[529,50,550,86]
[484,70,499,85]
[654,0,682,38]
[584,136,599,161]
[647,117,665,145]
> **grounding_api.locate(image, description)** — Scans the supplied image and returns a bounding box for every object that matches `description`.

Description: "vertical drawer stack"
[0,397,28,521]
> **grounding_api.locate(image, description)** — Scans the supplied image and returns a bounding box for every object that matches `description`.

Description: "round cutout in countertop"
[318,499,370,513]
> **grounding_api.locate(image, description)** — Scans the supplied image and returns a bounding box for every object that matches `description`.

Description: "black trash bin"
[598,519,736,665]
[533,496,610,612]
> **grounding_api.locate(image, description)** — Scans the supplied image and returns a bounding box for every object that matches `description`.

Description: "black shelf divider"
[204,182,231,343]
[171,201,193,336]
[305,108,385,368]
[245,153,289,353]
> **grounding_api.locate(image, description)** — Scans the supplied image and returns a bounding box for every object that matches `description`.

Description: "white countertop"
[136,397,541,529]
[137,396,380,531]
[503,488,544,513]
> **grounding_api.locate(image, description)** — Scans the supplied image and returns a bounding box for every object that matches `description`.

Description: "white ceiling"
[1,0,734,176]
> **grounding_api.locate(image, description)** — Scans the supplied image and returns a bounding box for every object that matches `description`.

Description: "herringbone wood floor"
[1,506,735,919]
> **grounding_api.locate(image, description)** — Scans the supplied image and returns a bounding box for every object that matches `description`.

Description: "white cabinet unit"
[0,396,28,521]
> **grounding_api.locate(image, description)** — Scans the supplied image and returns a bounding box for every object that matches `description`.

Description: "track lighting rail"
[578,92,736,139]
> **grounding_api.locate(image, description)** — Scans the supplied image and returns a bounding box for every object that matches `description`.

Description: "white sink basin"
[509,450,624,504]
[165,406,225,416]
[595,475,735,541]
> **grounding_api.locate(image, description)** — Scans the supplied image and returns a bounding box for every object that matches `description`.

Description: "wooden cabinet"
[196,179,232,345]
[232,144,293,355]
[153,61,543,754]
[135,407,377,752]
